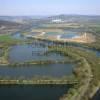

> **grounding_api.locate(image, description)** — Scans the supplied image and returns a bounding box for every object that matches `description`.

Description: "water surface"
[11,32,26,40]
[61,32,80,39]
[0,85,72,100]
[8,44,67,63]
[92,89,100,100]
[0,63,74,79]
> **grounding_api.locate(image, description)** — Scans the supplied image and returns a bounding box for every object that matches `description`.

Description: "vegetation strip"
[0,79,78,85]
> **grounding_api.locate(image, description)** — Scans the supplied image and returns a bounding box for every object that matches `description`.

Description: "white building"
[51,19,63,23]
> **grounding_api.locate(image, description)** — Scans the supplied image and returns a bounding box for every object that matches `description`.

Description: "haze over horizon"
[0,0,100,16]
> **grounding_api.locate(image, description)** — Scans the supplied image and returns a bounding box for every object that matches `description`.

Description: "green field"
[0,34,23,43]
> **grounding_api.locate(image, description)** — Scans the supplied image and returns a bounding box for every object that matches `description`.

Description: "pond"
[45,32,62,36]
[60,31,80,39]
[25,32,42,38]
[11,32,26,40]
[0,84,72,100]
[8,44,67,63]
[0,63,74,79]
[43,32,62,38]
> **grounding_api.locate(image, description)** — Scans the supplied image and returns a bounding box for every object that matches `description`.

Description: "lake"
[8,44,68,63]
[0,63,74,79]
[0,84,73,100]
[11,32,26,40]
[61,32,80,39]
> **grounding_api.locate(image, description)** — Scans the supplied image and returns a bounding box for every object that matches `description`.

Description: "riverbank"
[89,82,100,99]
[60,57,93,100]
[47,46,93,100]
[57,46,100,100]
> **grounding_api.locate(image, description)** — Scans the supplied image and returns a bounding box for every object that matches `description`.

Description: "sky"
[0,0,100,16]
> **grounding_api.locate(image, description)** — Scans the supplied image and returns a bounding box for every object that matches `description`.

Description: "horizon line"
[0,14,100,17]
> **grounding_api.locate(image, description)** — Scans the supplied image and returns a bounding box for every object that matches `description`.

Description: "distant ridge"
[45,14,100,23]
